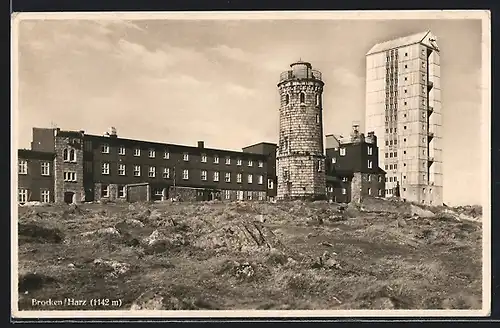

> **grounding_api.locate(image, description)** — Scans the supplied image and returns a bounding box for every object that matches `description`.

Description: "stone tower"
[276,60,326,200]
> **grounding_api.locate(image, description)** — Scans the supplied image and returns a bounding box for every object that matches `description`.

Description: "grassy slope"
[16,199,482,311]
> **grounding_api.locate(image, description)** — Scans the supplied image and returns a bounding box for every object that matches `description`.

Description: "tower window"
[316,114,320,124]
[300,92,305,104]
[315,94,320,106]
[339,148,346,156]
[285,94,290,105]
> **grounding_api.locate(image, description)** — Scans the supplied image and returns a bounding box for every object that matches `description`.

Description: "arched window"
[285,94,290,105]
[70,149,76,162]
[300,92,305,104]
[315,94,320,106]
[63,149,69,162]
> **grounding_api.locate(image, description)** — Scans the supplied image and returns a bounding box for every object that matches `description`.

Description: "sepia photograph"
[11,10,491,319]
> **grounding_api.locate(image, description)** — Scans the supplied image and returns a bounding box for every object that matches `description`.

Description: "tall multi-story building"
[365,31,443,206]
[276,61,326,200]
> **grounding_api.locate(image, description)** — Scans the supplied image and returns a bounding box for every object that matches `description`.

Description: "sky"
[14,14,485,206]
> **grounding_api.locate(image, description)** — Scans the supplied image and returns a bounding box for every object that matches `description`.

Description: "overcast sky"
[14,14,485,206]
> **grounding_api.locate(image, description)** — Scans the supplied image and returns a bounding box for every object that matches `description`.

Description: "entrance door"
[64,192,75,204]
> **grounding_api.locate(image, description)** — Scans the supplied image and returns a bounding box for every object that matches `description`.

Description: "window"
[404,64,408,69]
[248,174,253,184]
[404,101,407,106]
[405,52,408,56]
[385,153,388,158]
[41,189,50,203]
[224,190,231,200]
[258,175,263,185]
[268,179,274,190]
[101,184,109,198]
[118,186,126,198]
[342,177,348,182]
[332,157,336,164]
[394,164,398,169]
[237,159,242,166]
[164,150,170,159]
[394,152,397,157]
[213,171,219,182]
[118,164,126,176]
[378,176,382,182]
[389,177,393,182]
[182,169,189,180]
[214,155,219,164]
[300,92,305,103]
[394,140,398,145]
[225,157,231,165]
[133,165,141,177]
[404,89,407,94]
[368,175,372,182]
[342,188,347,195]
[378,189,383,196]
[285,94,290,105]
[101,144,109,154]
[134,148,141,157]
[404,77,407,81]
[64,171,77,182]
[149,149,156,158]
[404,126,407,130]
[316,94,320,106]
[201,170,207,181]
[316,114,320,124]
[119,146,126,155]
[18,160,27,174]
[258,160,264,168]
[385,165,388,170]
[368,188,372,196]
[163,167,170,179]
[102,163,110,175]
[183,153,189,161]
[248,160,253,167]
[237,173,242,183]
[258,192,264,201]
[247,192,253,201]
[18,188,29,203]
[149,166,156,178]
[339,148,346,156]
[225,172,231,182]
[201,153,207,163]
[64,149,76,162]
[367,146,373,155]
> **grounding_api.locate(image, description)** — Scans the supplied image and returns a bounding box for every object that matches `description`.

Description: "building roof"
[366,31,439,56]
[84,133,269,159]
[18,149,56,160]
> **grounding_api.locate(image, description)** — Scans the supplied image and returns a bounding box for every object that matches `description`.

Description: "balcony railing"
[279,69,322,83]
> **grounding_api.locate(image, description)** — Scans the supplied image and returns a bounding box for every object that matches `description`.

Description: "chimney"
[198,141,204,148]
[109,127,117,138]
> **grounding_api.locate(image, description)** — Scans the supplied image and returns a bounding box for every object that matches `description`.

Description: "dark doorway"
[64,192,75,204]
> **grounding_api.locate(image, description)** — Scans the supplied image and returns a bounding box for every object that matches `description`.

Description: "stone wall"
[168,186,198,201]
[276,77,326,201]
[127,184,150,203]
[54,133,85,204]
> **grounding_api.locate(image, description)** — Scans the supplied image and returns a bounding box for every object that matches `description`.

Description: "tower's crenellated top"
[279,60,323,84]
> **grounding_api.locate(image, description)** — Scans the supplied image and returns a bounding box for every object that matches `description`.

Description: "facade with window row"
[325,124,386,203]
[17,127,277,204]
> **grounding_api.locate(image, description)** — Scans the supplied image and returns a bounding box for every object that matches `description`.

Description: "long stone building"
[365,31,443,206]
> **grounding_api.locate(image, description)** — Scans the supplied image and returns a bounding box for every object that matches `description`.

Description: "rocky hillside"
[16,198,482,311]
